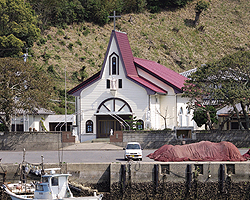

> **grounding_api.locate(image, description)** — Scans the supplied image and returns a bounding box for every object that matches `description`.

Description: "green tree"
[215,50,250,130]
[194,0,209,26]
[183,50,250,130]
[0,0,40,57]
[0,58,53,132]
[125,116,143,130]
[83,0,109,25]
[147,0,190,13]
[193,106,218,129]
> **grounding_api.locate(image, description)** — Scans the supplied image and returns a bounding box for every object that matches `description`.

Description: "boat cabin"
[34,168,73,199]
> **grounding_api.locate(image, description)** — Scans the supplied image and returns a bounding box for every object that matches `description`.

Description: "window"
[51,177,58,186]
[42,177,49,183]
[107,79,110,89]
[86,120,93,133]
[36,185,44,191]
[137,120,144,130]
[179,107,183,127]
[109,53,119,75]
[112,57,116,75]
[118,79,122,88]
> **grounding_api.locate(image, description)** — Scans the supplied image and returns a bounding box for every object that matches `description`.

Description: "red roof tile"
[114,31,137,77]
[134,57,187,91]
[129,76,167,94]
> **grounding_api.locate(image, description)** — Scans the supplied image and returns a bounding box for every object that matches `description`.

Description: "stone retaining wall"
[111,130,250,149]
[0,131,75,151]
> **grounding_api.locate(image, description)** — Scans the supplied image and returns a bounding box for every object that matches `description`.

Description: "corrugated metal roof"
[128,76,167,94]
[134,57,187,91]
[114,31,138,77]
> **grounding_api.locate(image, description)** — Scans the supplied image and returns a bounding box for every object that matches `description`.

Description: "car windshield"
[127,144,140,149]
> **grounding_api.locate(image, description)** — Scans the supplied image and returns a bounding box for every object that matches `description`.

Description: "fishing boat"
[3,168,103,200]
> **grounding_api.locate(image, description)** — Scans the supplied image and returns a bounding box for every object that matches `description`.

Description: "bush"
[75,39,82,46]
[39,37,47,45]
[0,123,6,131]
[147,0,190,13]
[68,43,74,51]
[82,27,90,36]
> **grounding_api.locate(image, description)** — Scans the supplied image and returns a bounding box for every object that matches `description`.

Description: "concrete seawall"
[1,161,250,188]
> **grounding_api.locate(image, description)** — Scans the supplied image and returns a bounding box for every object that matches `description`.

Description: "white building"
[68,30,196,142]
[1,108,76,132]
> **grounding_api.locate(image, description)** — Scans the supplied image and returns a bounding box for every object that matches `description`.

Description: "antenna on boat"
[21,148,27,184]
[41,155,44,182]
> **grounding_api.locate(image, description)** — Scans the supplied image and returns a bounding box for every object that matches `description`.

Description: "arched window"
[137,120,144,130]
[179,107,183,127]
[186,107,190,126]
[86,120,93,133]
[112,57,116,75]
[179,107,183,115]
[109,52,119,75]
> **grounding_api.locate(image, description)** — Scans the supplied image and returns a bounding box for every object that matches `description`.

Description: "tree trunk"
[240,101,250,130]
[164,117,167,129]
[218,112,235,130]
[0,115,11,132]
[233,104,244,130]
[194,11,201,26]
[5,114,12,132]
[206,110,213,130]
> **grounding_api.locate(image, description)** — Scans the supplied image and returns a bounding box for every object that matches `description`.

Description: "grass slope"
[30,0,250,113]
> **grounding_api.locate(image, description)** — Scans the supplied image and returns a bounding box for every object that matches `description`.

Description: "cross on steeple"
[108,11,121,31]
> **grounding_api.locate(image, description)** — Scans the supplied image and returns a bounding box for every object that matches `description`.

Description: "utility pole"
[65,65,67,131]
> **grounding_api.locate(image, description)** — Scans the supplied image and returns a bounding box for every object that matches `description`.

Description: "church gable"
[68,30,183,97]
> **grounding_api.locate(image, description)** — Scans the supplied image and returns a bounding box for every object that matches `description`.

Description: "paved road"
[0,149,156,164]
[0,144,248,164]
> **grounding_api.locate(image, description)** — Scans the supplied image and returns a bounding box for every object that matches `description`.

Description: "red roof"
[134,57,187,91]
[68,30,186,96]
[115,31,138,77]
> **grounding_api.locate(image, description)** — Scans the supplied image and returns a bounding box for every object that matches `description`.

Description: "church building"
[68,29,195,142]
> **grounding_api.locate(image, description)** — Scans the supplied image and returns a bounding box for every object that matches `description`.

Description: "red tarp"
[147,141,247,162]
[243,149,250,159]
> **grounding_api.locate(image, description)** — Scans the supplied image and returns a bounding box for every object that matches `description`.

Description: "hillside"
[29,0,250,113]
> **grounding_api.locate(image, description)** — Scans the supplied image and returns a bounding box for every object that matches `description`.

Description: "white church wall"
[79,37,149,136]
[176,95,194,128]
[150,95,161,129]
[137,68,176,95]
[159,95,177,130]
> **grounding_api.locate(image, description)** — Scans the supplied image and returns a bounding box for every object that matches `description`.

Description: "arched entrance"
[96,97,132,138]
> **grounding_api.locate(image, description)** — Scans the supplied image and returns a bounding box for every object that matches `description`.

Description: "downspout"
[75,96,81,142]
[147,94,151,129]
[175,94,178,128]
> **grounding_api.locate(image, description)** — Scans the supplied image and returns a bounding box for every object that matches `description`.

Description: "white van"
[123,142,143,161]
